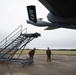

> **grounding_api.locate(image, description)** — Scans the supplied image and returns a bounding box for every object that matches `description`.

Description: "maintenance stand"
[0,25,40,65]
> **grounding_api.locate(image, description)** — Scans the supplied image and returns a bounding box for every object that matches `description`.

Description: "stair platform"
[21,32,41,38]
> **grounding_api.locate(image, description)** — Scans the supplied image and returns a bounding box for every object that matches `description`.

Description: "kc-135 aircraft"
[26,0,76,30]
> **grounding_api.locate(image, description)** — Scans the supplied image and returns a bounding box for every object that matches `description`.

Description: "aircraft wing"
[27,19,51,27]
[26,5,60,30]
[26,0,76,30]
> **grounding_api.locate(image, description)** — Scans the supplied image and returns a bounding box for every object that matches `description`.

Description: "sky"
[0,0,76,49]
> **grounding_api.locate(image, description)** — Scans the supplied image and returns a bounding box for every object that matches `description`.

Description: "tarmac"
[0,55,76,75]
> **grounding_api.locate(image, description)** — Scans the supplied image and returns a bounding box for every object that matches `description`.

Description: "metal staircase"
[0,25,40,62]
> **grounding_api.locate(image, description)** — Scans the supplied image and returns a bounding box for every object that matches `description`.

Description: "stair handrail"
[0,25,22,48]
[21,28,27,34]
[3,27,27,48]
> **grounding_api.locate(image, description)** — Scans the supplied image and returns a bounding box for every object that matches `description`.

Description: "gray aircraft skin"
[27,0,76,30]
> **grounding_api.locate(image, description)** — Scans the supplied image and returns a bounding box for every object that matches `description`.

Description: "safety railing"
[0,25,27,50]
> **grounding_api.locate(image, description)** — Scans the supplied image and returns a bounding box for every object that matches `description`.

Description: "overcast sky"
[0,0,76,49]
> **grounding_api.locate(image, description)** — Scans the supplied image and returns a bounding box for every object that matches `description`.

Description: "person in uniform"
[29,48,36,60]
[46,47,51,62]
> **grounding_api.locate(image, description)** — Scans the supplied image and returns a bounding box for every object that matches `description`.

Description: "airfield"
[0,50,76,75]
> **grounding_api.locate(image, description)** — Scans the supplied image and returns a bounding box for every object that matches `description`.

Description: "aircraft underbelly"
[47,13,76,25]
